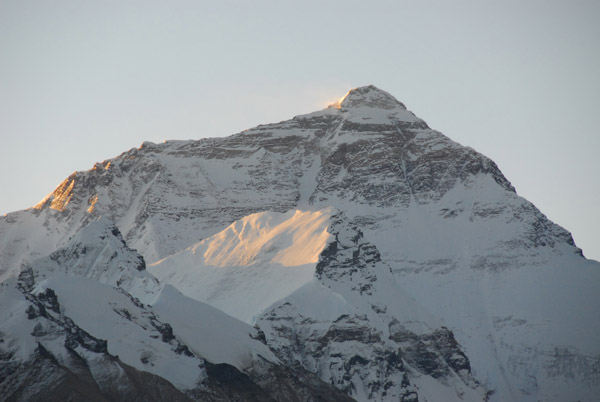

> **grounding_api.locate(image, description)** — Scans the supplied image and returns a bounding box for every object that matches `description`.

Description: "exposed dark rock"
[36,288,60,314]
[0,343,194,402]
[200,361,275,402]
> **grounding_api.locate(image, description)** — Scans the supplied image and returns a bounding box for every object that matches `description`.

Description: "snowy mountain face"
[1,218,353,401]
[1,85,599,401]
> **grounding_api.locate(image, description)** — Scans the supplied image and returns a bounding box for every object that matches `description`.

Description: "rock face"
[1,85,599,401]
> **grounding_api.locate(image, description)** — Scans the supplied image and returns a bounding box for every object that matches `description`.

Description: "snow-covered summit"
[1,86,598,402]
[334,85,407,110]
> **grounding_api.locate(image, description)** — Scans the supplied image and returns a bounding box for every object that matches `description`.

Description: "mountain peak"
[334,85,406,110]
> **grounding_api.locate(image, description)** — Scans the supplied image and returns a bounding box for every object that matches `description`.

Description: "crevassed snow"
[149,208,333,324]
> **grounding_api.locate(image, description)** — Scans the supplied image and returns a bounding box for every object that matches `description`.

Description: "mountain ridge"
[1,85,598,401]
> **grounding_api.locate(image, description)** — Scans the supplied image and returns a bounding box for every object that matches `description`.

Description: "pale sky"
[1,0,598,261]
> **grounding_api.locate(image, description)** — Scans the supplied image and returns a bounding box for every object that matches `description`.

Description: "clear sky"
[1,0,598,261]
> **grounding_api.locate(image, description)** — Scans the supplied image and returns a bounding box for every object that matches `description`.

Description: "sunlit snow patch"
[149,208,333,324]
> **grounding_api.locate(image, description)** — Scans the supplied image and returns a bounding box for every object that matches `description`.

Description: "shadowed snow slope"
[149,208,332,324]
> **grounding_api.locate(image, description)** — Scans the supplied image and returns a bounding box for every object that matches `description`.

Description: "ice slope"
[149,208,332,324]
[152,285,277,369]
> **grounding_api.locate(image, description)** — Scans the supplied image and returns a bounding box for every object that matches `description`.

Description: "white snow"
[32,274,205,390]
[1,85,599,402]
[0,283,38,361]
[152,285,278,370]
[149,208,333,324]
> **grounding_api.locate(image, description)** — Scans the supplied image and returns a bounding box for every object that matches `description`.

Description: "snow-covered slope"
[1,218,353,401]
[1,85,598,401]
[149,208,332,323]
